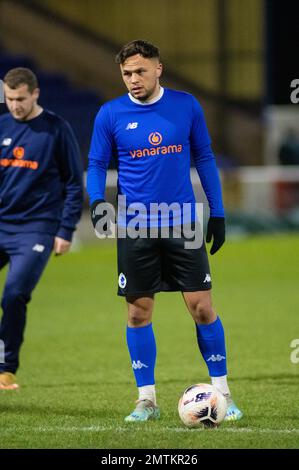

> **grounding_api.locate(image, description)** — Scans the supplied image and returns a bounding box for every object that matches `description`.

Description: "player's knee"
[128,304,152,327]
[128,309,151,327]
[191,300,214,324]
[127,297,153,327]
[1,288,30,312]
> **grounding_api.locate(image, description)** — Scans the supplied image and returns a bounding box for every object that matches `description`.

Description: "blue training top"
[87,88,224,226]
[0,110,83,241]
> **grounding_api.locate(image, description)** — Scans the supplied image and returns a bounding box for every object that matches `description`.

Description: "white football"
[178,383,227,428]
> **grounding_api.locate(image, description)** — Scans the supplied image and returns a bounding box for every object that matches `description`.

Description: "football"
[178,383,227,428]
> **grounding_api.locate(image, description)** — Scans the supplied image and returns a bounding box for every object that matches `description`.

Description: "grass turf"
[0,234,298,448]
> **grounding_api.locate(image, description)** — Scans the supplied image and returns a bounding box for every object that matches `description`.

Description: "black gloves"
[206,217,225,255]
[90,199,112,236]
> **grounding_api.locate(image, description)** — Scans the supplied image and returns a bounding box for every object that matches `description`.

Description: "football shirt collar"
[128,87,164,105]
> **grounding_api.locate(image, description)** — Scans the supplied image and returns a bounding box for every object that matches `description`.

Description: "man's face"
[4,83,39,121]
[120,54,162,102]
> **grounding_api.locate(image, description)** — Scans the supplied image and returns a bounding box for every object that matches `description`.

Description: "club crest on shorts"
[118,272,127,289]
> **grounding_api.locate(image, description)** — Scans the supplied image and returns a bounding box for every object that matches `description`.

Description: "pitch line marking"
[1,426,299,434]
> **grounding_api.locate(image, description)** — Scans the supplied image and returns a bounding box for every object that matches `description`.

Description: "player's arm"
[55,120,84,251]
[190,97,225,255]
[87,104,114,234]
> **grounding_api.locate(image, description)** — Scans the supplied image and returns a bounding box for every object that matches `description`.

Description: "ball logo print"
[149,132,162,146]
[195,391,212,402]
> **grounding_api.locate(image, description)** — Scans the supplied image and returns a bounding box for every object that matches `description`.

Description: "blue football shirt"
[87,88,224,226]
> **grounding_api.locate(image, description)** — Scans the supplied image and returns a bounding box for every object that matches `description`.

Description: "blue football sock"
[126,323,156,387]
[196,316,227,377]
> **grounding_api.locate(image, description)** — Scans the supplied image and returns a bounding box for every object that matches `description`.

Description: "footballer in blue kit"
[0,68,83,389]
[87,40,242,422]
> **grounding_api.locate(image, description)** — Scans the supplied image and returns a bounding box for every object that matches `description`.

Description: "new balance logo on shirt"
[132,360,148,370]
[126,122,138,130]
[207,354,226,362]
[2,138,12,146]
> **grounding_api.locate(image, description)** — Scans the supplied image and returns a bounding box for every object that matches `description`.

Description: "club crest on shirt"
[118,272,127,289]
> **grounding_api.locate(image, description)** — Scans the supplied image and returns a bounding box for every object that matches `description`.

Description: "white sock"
[138,385,157,405]
[211,375,232,403]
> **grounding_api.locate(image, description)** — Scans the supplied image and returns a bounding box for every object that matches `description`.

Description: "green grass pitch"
[0,234,298,449]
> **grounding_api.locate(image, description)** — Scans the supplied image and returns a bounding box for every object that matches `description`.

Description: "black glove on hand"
[206,217,225,255]
[90,199,112,236]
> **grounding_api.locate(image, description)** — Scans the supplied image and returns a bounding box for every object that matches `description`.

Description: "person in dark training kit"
[87,40,243,422]
[0,68,83,389]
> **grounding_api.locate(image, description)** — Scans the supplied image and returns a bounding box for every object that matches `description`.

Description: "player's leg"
[161,228,242,421]
[117,234,161,421]
[182,289,227,384]
[182,289,243,421]
[0,250,13,388]
[124,295,160,422]
[0,233,54,389]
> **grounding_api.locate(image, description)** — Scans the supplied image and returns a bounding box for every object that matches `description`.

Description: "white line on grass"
[2,426,298,435]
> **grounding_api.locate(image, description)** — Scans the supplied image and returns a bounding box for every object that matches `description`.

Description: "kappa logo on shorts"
[118,272,127,289]
[32,244,45,253]
[203,274,211,283]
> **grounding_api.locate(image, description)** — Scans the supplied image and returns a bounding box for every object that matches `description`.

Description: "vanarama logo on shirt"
[130,131,183,158]
[0,146,39,170]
